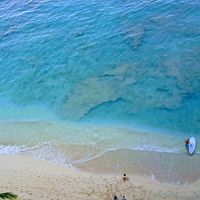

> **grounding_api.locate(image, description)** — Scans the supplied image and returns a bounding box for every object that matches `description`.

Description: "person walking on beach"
[122,174,129,182]
[113,195,128,200]
[122,195,127,200]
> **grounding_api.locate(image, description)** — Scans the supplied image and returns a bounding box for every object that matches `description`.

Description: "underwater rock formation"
[60,65,137,120]
[60,76,122,120]
[123,25,145,50]
[61,55,200,120]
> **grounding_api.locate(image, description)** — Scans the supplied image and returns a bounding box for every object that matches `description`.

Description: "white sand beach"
[0,154,199,200]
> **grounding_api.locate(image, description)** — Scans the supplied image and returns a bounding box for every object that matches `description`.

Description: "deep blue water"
[1,0,200,134]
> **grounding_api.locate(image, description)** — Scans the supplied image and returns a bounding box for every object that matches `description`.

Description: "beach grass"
[0,193,17,200]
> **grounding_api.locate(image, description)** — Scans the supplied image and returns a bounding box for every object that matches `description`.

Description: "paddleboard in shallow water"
[188,137,196,155]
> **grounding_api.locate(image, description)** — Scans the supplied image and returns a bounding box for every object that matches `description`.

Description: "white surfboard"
[188,137,196,155]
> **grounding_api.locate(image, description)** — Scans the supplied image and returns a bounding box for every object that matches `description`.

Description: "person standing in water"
[185,139,190,150]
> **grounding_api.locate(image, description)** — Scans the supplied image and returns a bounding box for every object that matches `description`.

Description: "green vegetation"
[0,193,17,199]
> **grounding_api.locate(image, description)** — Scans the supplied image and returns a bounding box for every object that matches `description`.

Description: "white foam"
[0,142,71,166]
[0,141,197,168]
[131,144,182,153]
[0,145,27,154]
[70,146,183,165]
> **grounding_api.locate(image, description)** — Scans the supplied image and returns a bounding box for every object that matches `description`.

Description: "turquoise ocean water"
[0,0,200,177]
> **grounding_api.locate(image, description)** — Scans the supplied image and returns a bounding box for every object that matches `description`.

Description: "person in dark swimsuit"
[185,139,190,150]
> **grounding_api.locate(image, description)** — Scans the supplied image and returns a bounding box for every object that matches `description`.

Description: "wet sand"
[75,149,200,184]
[0,155,200,200]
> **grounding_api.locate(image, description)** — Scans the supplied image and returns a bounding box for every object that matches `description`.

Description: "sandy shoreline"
[75,149,200,184]
[0,155,199,200]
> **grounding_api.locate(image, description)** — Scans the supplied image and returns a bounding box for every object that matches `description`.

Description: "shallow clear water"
[1,0,200,133]
[0,0,200,133]
[0,0,200,180]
